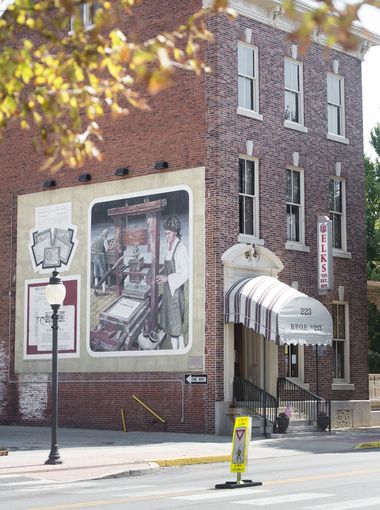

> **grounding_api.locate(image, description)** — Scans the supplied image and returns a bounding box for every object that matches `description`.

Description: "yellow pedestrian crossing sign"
[230,416,251,473]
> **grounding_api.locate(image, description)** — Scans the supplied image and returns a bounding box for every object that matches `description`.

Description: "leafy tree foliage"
[0,0,234,170]
[285,0,380,51]
[366,125,380,372]
[369,302,380,373]
[366,125,380,280]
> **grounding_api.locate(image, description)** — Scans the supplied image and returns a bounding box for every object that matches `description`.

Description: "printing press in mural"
[88,187,191,355]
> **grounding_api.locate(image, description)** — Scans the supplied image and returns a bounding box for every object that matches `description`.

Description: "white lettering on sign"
[317,218,333,291]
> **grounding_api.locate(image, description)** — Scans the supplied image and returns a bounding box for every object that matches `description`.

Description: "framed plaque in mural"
[28,203,78,274]
[87,186,193,357]
[42,246,61,269]
[24,276,80,359]
[53,227,75,265]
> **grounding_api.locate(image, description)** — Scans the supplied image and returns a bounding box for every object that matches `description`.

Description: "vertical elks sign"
[317,216,333,292]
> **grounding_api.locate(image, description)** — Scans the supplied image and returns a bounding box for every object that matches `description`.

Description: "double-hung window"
[286,168,303,244]
[284,59,304,127]
[332,303,348,381]
[329,177,347,252]
[327,74,346,139]
[238,43,261,120]
[70,1,97,31]
[239,157,259,238]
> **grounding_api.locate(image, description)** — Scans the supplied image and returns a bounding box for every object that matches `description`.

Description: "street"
[2,449,380,510]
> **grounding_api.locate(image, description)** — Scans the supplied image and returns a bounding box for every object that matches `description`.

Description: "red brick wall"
[204,12,368,409]
[1,0,211,433]
[0,2,368,433]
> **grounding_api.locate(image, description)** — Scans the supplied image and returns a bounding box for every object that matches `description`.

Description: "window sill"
[238,234,265,246]
[333,249,352,259]
[331,383,355,391]
[327,133,349,145]
[284,120,308,133]
[237,107,263,122]
[285,242,310,253]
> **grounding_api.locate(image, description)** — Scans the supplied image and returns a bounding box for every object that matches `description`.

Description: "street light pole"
[45,270,66,465]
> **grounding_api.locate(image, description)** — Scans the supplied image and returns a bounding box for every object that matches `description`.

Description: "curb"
[152,455,230,467]
[97,462,160,479]
[354,441,380,450]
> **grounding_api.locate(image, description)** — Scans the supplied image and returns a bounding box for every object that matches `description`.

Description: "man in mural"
[93,229,109,294]
[156,215,189,350]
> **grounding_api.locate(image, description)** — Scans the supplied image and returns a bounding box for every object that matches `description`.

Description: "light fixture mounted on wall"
[43,179,56,188]
[78,173,91,182]
[154,161,169,170]
[115,167,129,177]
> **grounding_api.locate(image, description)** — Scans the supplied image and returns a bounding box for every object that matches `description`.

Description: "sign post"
[215,416,262,489]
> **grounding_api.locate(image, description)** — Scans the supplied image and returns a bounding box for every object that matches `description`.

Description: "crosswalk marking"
[234,492,333,506]
[305,497,380,510]
[172,489,269,500]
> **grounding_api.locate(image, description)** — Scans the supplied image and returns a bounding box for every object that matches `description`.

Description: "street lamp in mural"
[45,269,66,465]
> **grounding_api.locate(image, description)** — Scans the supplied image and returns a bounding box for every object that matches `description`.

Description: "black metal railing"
[233,376,278,425]
[277,377,330,427]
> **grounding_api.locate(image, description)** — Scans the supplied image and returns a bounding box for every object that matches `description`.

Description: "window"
[332,303,348,380]
[329,177,346,251]
[286,168,303,243]
[238,43,260,118]
[284,59,304,126]
[327,74,345,137]
[70,1,98,31]
[239,157,259,238]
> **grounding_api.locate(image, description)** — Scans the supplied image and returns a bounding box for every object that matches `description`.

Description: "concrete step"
[268,430,335,438]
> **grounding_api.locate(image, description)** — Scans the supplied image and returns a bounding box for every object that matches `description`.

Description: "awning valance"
[225,276,332,346]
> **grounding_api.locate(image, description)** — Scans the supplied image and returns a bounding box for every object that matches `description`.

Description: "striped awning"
[225,276,332,346]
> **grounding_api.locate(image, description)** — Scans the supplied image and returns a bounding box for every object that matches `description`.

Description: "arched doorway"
[221,244,284,404]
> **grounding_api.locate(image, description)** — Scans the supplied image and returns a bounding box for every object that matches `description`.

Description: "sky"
[359,4,380,159]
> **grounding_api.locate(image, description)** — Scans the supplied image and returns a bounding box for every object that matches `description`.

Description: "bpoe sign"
[317,216,333,292]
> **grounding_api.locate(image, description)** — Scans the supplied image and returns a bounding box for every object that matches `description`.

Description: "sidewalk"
[1,425,380,483]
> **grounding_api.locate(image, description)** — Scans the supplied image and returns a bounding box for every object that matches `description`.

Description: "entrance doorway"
[284,344,299,377]
[233,323,278,396]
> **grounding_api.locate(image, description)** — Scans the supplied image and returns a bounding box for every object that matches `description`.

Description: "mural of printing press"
[88,187,192,356]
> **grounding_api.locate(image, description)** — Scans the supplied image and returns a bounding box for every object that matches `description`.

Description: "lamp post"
[45,269,66,465]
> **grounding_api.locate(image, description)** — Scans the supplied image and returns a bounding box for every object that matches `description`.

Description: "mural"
[88,188,191,355]
[28,202,78,273]
[24,277,80,359]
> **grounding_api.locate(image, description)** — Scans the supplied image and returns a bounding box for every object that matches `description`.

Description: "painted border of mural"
[24,276,80,359]
[86,184,193,357]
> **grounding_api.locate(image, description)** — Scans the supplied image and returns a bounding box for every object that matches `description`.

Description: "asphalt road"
[2,449,380,510]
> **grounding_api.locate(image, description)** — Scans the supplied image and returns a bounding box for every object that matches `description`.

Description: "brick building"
[1,0,379,433]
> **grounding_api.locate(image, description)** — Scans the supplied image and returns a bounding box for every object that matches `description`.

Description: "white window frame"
[285,166,309,252]
[237,42,263,121]
[327,73,348,144]
[332,302,352,389]
[238,156,260,241]
[329,176,348,256]
[70,1,96,32]
[284,58,308,133]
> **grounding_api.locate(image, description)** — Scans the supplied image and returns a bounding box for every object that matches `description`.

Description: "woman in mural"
[156,215,189,350]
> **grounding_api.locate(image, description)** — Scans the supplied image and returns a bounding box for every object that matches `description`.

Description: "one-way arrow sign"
[185,374,207,384]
